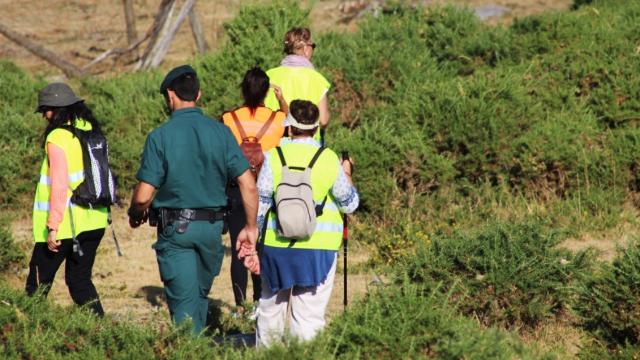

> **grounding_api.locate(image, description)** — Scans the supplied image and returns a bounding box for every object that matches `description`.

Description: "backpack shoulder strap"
[275,146,287,167]
[255,110,277,141]
[308,147,326,169]
[230,111,249,140]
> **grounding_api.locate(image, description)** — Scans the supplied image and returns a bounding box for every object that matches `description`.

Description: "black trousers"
[25,228,105,316]
[227,186,261,306]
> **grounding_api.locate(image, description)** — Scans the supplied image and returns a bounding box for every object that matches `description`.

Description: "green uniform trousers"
[153,220,224,334]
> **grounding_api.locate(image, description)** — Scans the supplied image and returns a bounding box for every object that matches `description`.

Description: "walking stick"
[108,210,123,257]
[341,151,350,308]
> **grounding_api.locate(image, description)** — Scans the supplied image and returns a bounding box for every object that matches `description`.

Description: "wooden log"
[0,22,85,78]
[189,4,208,54]
[123,0,138,46]
[135,0,177,70]
[145,0,195,69]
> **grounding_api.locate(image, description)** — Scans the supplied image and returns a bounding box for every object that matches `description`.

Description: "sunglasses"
[307,42,316,50]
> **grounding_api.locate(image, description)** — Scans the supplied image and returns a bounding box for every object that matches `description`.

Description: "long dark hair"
[41,102,102,146]
[241,67,270,115]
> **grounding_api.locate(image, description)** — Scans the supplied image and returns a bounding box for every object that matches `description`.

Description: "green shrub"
[573,239,640,347]
[399,221,592,330]
[578,343,640,359]
[0,223,24,272]
[0,281,550,359]
[319,283,551,359]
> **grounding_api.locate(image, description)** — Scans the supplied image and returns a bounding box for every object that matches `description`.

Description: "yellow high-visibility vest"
[263,142,343,251]
[32,120,108,242]
[264,66,330,143]
[264,66,330,110]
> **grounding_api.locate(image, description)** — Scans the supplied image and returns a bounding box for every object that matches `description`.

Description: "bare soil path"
[0,0,571,77]
[7,207,376,329]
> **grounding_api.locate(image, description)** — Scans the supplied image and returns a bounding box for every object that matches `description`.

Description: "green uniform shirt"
[136,107,249,209]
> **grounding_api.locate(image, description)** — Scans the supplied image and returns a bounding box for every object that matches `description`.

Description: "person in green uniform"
[128,65,259,334]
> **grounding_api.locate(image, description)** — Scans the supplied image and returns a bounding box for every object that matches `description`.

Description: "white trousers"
[256,256,337,347]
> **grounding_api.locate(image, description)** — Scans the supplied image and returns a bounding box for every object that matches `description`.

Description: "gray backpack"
[274,146,328,240]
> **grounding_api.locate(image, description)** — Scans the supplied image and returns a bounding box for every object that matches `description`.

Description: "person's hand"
[47,229,61,252]
[342,156,354,177]
[236,225,258,258]
[237,225,260,274]
[128,208,148,228]
[271,84,284,100]
[244,254,260,275]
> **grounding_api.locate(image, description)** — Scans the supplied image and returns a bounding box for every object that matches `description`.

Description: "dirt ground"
[6,207,377,328]
[0,0,572,77]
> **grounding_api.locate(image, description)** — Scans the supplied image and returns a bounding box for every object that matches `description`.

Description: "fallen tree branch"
[81,33,150,71]
[0,21,86,78]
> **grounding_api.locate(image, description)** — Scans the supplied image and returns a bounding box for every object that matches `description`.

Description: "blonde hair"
[283,27,312,55]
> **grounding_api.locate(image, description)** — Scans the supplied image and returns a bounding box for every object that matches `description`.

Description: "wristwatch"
[46,226,57,233]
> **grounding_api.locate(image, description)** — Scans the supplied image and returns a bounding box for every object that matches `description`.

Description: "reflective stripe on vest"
[38,171,84,186]
[263,143,343,251]
[32,120,108,243]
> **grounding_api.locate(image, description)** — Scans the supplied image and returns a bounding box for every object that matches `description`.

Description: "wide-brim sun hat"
[36,82,83,112]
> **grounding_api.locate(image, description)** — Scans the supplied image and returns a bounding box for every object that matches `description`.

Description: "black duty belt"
[162,208,226,222]
[150,208,227,235]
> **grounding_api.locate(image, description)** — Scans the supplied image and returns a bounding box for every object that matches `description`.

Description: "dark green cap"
[160,65,197,94]
[36,82,83,111]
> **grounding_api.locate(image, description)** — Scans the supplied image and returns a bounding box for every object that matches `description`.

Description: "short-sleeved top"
[222,106,286,151]
[136,107,249,209]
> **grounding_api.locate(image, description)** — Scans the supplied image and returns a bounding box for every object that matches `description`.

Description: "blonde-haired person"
[264,27,330,143]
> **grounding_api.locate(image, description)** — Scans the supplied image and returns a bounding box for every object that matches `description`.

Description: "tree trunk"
[145,0,195,69]
[123,0,138,46]
[189,4,208,54]
[135,0,177,70]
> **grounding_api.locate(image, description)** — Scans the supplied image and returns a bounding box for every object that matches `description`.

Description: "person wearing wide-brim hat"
[26,82,108,316]
[127,65,260,334]
[237,100,359,346]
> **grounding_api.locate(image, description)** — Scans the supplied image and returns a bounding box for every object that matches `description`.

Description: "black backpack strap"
[275,146,287,167]
[308,147,326,169]
[315,195,328,216]
[257,208,271,257]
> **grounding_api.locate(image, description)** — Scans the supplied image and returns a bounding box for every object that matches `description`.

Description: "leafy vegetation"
[0,224,23,273]
[399,221,592,330]
[573,239,640,348]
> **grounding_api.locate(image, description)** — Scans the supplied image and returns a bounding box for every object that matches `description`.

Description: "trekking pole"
[341,151,350,308]
[108,210,123,257]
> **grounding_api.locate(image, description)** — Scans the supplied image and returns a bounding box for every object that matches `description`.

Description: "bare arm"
[236,168,260,274]
[272,85,289,113]
[237,169,258,229]
[128,181,156,228]
[318,94,330,128]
